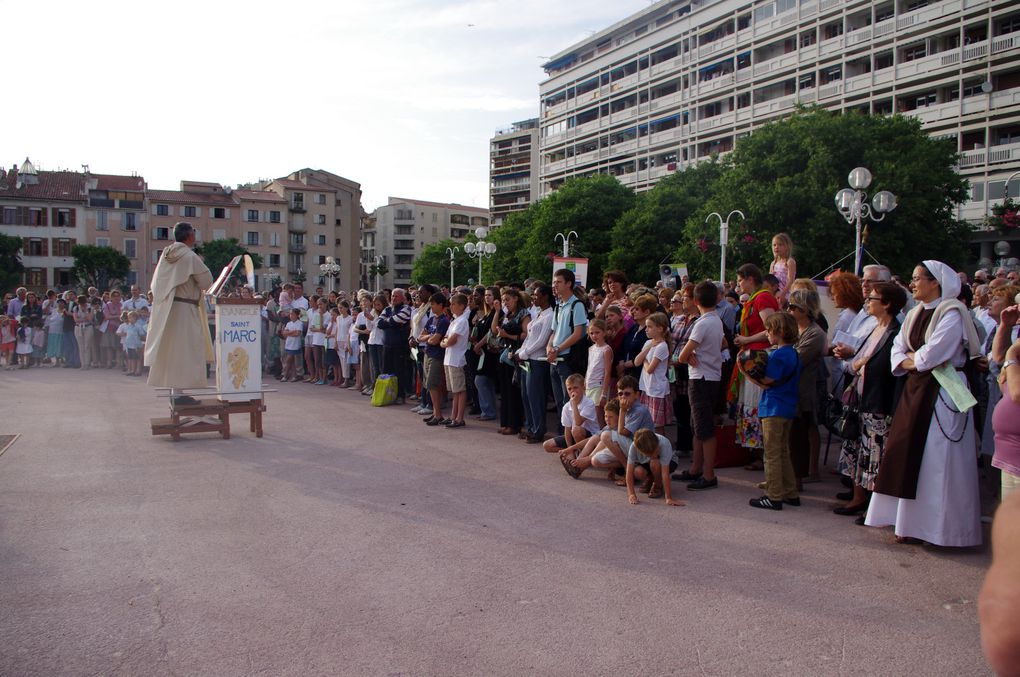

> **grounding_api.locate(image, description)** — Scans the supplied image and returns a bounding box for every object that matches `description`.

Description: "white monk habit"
[865,260,982,547]
[144,242,214,388]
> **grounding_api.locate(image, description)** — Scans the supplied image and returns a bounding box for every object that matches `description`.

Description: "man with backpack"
[547,268,589,433]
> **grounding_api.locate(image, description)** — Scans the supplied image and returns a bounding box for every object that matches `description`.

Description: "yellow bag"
[371,374,398,407]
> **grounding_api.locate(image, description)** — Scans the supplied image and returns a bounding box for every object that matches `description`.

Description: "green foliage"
[677,107,970,280]
[486,174,636,285]
[69,244,131,291]
[194,238,263,282]
[0,233,25,293]
[608,160,725,285]
[412,237,479,287]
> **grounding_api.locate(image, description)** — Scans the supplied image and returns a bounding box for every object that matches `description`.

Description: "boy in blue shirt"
[740,312,801,511]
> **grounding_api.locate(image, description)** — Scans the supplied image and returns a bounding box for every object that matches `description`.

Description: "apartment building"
[0,160,148,293]
[538,0,1020,258]
[489,118,540,226]
[235,188,288,288]
[147,181,241,286]
[365,198,490,288]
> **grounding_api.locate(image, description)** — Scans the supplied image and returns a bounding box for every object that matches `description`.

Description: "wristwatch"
[552,344,560,352]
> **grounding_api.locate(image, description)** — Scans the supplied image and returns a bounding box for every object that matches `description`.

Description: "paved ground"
[0,367,993,675]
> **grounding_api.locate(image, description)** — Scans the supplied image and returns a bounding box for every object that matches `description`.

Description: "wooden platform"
[150,397,266,441]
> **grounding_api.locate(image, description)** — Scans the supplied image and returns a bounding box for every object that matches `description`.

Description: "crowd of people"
[4,230,1017,549]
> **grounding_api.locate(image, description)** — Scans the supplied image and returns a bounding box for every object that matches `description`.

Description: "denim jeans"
[550,359,574,433]
[526,359,551,437]
[474,373,498,419]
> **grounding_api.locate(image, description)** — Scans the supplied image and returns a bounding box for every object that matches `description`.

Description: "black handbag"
[824,377,860,440]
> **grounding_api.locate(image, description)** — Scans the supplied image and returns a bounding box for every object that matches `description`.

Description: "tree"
[676,107,971,280]
[608,160,725,285]
[489,174,636,286]
[412,238,478,288]
[70,244,131,291]
[0,233,24,293]
[194,238,263,282]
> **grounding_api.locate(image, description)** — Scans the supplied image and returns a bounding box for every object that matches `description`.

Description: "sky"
[3,0,652,212]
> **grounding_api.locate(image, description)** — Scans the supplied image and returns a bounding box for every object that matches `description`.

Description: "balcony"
[119,200,143,210]
[89,198,114,208]
[288,243,306,254]
[290,203,306,213]
[288,222,306,233]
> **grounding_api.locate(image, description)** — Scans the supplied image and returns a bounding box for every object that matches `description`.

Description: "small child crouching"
[561,398,621,479]
[544,372,600,455]
[626,429,685,506]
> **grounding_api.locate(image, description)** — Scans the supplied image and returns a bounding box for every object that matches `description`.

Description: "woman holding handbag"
[835,282,906,519]
[493,288,529,435]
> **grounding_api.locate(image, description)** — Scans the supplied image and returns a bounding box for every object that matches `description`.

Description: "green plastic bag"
[371,374,398,407]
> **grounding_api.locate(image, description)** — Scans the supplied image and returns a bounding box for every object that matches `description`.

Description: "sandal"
[560,454,582,479]
[647,486,663,499]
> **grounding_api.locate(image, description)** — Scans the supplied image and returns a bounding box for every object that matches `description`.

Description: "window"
[2,207,15,224]
[54,238,74,257]
[213,207,226,219]
[186,206,199,217]
[97,237,110,247]
[801,31,816,48]
[156,204,169,216]
[268,254,281,267]
[25,269,46,287]
[97,211,108,230]
[316,194,326,204]
[903,43,926,61]
[247,231,260,246]
[318,255,327,264]
[27,238,45,256]
[124,239,137,259]
[270,211,281,223]
[213,229,226,240]
[29,208,43,225]
[292,193,305,208]
[153,227,170,240]
[56,209,74,227]
[123,213,138,230]
[316,214,326,225]
[247,209,259,222]
[152,249,163,264]
[270,232,280,247]
[126,271,138,286]
[317,235,327,245]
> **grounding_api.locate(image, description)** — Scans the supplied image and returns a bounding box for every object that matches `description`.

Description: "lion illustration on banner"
[227,347,250,390]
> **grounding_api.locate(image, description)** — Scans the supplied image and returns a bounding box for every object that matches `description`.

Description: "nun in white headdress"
[865,260,983,547]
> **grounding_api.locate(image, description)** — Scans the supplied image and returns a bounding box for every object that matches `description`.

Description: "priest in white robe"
[144,222,214,404]
[865,259,982,547]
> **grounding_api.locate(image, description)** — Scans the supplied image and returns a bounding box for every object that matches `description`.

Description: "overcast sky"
[3,0,651,211]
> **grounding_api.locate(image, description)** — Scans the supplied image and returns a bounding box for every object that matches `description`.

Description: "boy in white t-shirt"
[281,309,304,382]
[675,281,727,491]
[440,293,469,429]
[544,373,600,455]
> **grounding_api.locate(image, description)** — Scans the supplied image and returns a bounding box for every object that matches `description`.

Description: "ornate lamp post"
[554,230,578,257]
[445,246,459,290]
[705,210,744,284]
[463,226,496,286]
[834,167,897,276]
[319,256,340,293]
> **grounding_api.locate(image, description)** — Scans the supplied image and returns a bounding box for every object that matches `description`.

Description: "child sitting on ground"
[593,375,654,483]
[561,398,622,479]
[625,428,685,506]
[543,372,600,454]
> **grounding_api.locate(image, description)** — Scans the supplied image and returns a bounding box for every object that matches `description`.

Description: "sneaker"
[687,477,718,491]
[783,497,801,507]
[749,495,782,510]
[418,407,434,416]
[672,470,702,482]
[410,405,423,414]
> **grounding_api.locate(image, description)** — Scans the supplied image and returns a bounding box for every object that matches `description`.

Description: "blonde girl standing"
[585,318,614,428]
[769,233,797,306]
[635,311,673,435]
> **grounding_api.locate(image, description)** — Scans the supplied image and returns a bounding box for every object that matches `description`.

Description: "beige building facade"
[489,119,540,227]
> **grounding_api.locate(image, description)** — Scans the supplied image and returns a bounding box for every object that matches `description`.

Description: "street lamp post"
[554,230,578,257]
[374,255,382,292]
[445,246,459,290]
[319,256,340,293]
[835,167,898,276]
[463,227,496,286]
[705,210,745,284]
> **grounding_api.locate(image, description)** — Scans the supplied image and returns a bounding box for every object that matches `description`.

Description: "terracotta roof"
[272,178,336,192]
[234,189,286,203]
[0,169,86,203]
[95,174,145,191]
[147,189,239,205]
[387,196,488,212]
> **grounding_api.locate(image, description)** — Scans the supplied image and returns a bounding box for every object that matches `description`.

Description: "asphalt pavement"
[0,367,993,675]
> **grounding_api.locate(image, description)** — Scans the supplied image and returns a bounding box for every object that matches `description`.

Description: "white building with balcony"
[538,0,1020,259]
[489,119,540,227]
[366,198,489,288]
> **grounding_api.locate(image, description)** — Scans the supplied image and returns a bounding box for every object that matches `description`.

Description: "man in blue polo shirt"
[546,268,588,431]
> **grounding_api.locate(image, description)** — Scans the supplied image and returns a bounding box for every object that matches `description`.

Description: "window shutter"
[51,208,58,225]
[194,207,202,217]
[152,204,158,215]
[50,237,58,253]
[151,227,158,240]
[41,208,48,226]
[69,209,76,227]
[225,208,231,218]
[41,238,49,256]
[70,238,77,247]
